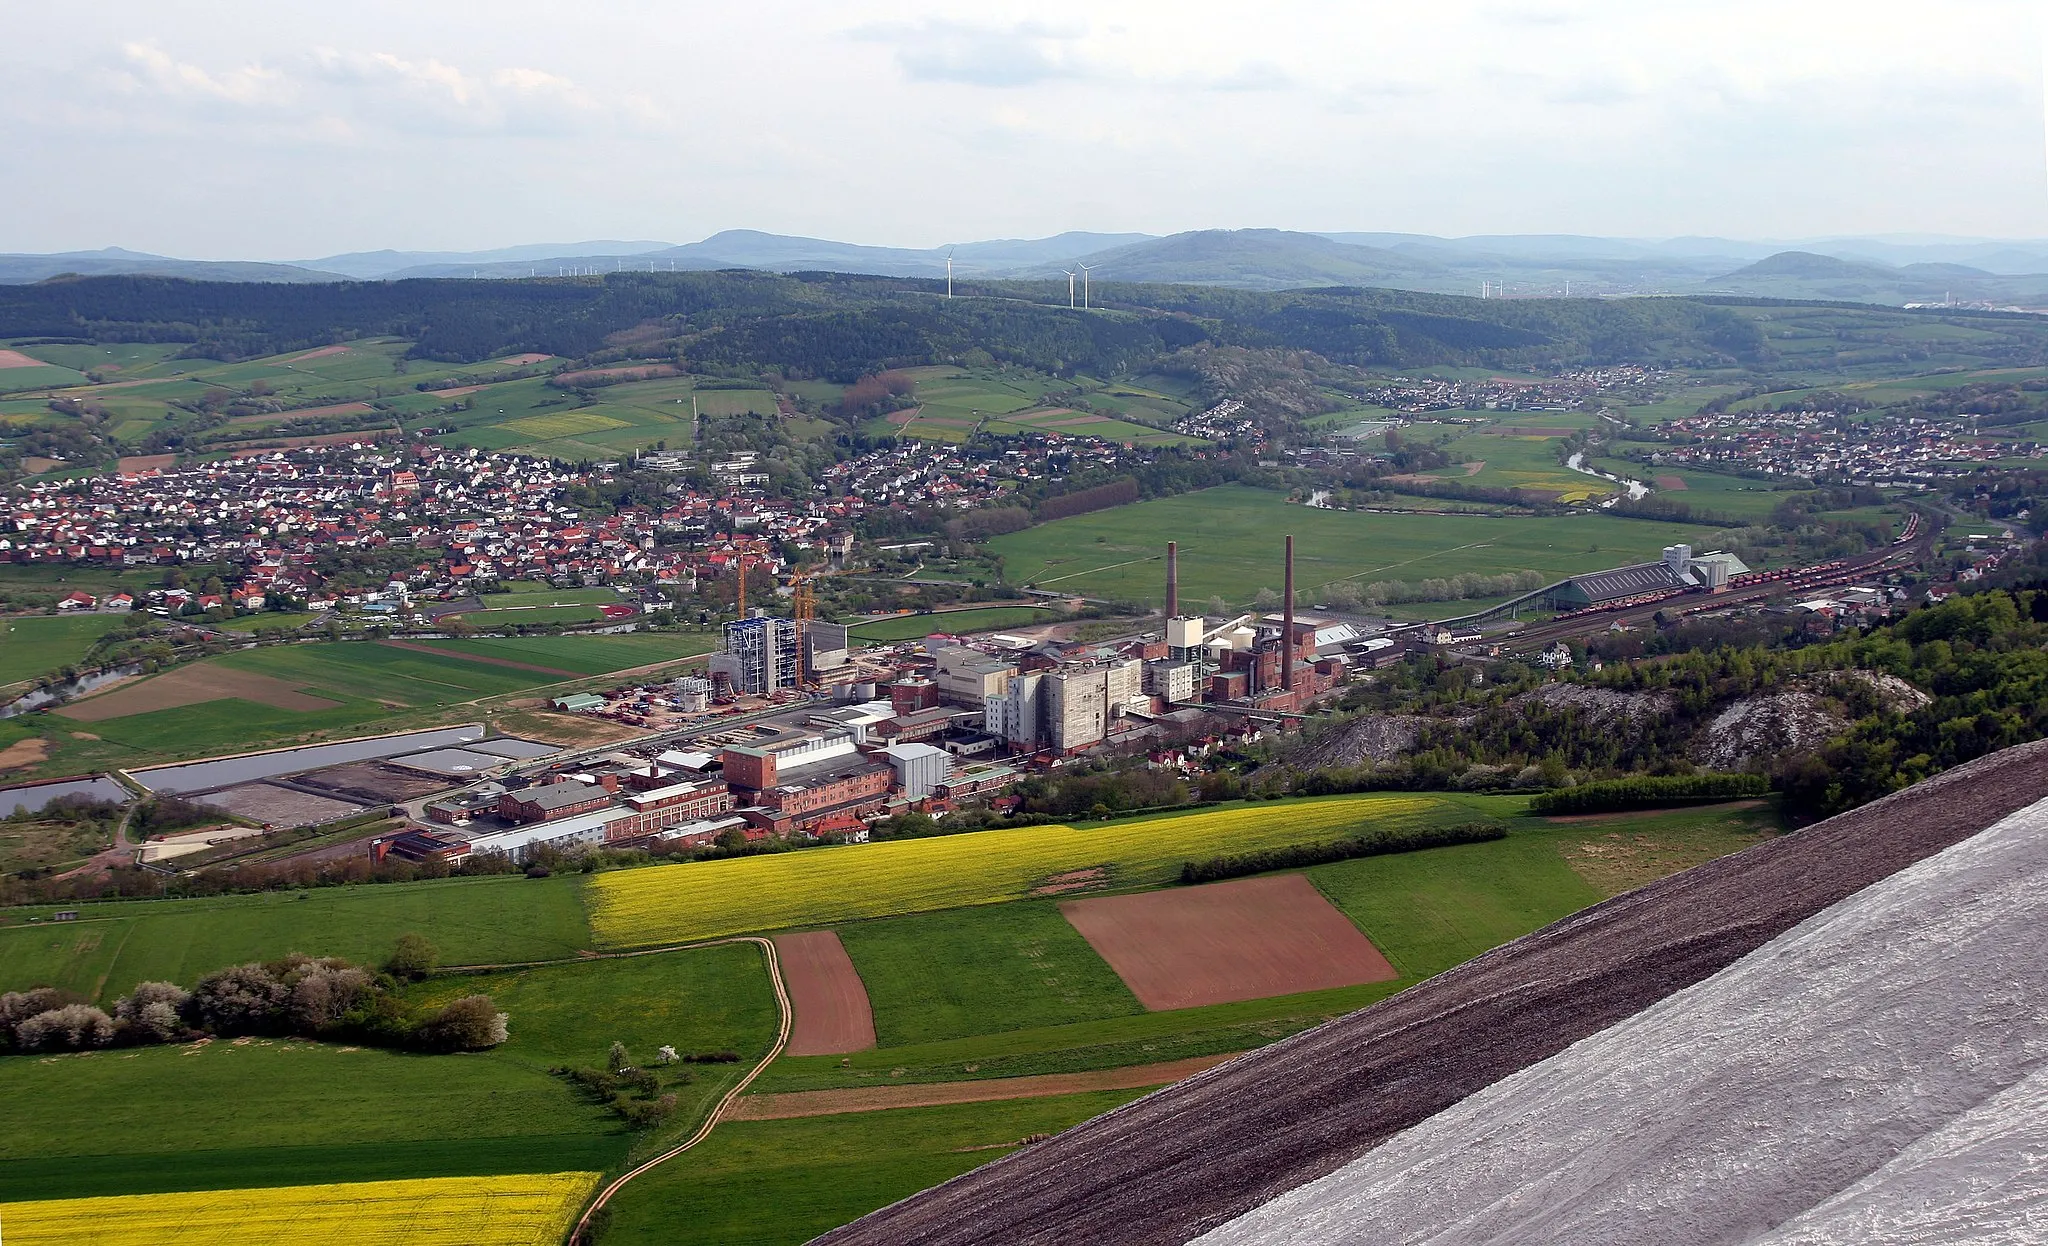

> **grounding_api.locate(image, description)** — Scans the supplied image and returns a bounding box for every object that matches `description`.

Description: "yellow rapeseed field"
[590,793,1460,946]
[0,1172,600,1246]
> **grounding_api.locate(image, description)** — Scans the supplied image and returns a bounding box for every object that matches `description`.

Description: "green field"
[415,632,715,674]
[0,875,593,1001]
[839,902,1143,1046]
[0,1040,624,1202]
[44,643,555,760]
[0,614,130,686]
[869,366,1199,448]
[471,581,625,608]
[846,606,1052,643]
[986,485,1731,609]
[1425,430,1607,500]
[1588,458,1802,520]
[598,1092,1149,1246]
[2,944,781,1206]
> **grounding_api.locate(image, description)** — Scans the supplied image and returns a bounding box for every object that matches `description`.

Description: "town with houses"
[1646,407,2044,482]
[1,433,1143,619]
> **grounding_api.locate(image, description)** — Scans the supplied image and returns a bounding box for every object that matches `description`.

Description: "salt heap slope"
[813,739,2048,1246]
[1198,791,2048,1245]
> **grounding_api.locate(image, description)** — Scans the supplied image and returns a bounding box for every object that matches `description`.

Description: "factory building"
[714,613,801,695]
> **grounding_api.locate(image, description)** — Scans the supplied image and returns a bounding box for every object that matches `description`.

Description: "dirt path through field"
[728,1055,1240,1121]
[377,639,582,679]
[774,931,877,1056]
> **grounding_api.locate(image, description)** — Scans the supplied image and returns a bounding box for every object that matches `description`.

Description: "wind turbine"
[1062,270,1076,307]
[1078,263,1095,309]
[946,252,954,299]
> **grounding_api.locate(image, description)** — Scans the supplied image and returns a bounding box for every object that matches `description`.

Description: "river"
[1566,452,1650,506]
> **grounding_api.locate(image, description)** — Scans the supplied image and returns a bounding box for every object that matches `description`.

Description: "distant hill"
[1721,250,1903,281]
[0,249,345,285]
[1703,249,2048,305]
[1046,229,1446,290]
[9,231,2048,305]
[304,241,674,280]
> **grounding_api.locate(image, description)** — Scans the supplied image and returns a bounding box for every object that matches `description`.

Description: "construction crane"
[734,554,749,617]
[790,570,817,686]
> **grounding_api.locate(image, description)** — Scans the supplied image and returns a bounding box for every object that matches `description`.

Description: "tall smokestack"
[1283,534,1295,693]
[1166,541,1179,618]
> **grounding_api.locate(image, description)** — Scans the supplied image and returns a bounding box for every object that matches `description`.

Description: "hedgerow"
[1528,772,1769,815]
[1178,821,1506,885]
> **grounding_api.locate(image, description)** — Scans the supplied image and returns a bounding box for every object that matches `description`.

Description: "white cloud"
[116,41,285,105]
[0,0,2038,255]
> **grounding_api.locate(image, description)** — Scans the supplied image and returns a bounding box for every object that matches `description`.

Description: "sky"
[0,0,2042,258]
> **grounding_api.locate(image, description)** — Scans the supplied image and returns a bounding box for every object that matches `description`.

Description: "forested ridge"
[1,269,1984,378]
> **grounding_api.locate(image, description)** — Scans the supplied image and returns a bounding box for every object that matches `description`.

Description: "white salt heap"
[1197,797,2048,1246]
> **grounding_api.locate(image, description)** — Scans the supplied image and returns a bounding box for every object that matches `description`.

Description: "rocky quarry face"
[1692,672,1933,772]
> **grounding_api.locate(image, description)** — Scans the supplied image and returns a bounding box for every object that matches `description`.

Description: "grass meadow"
[0,1040,623,1202]
[838,902,1143,1046]
[586,793,1504,947]
[414,632,715,675]
[0,874,593,1001]
[1426,431,1605,500]
[0,615,130,686]
[845,606,1052,643]
[598,1091,1148,1246]
[985,485,1729,609]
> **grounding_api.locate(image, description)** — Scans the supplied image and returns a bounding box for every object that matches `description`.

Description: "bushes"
[15,1004,116,1051]
[1528,772,1769,816]
[416,995,509,1052]
[552,1051,690,1129]
[385,933,440,980]
[1179,821,1507,885]
[2,937,507,1058]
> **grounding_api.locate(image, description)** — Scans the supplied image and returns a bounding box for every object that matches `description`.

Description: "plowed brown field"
[1061,874,1396,1010]
[774,930,876,1056]
[56,665,341,721]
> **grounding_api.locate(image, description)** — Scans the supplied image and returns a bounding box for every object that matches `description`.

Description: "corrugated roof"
[1564,561,1684,602]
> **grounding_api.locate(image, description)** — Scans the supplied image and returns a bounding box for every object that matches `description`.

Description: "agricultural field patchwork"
[987,485,1731,609]
[0,1172,601,1246]
[586,794,1493,946]
[13,640,598,764]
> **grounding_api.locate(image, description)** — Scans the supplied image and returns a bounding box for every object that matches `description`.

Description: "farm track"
[442,936,794,1246]
[812,738,2048,1246]
[728,1055,1239,1120]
